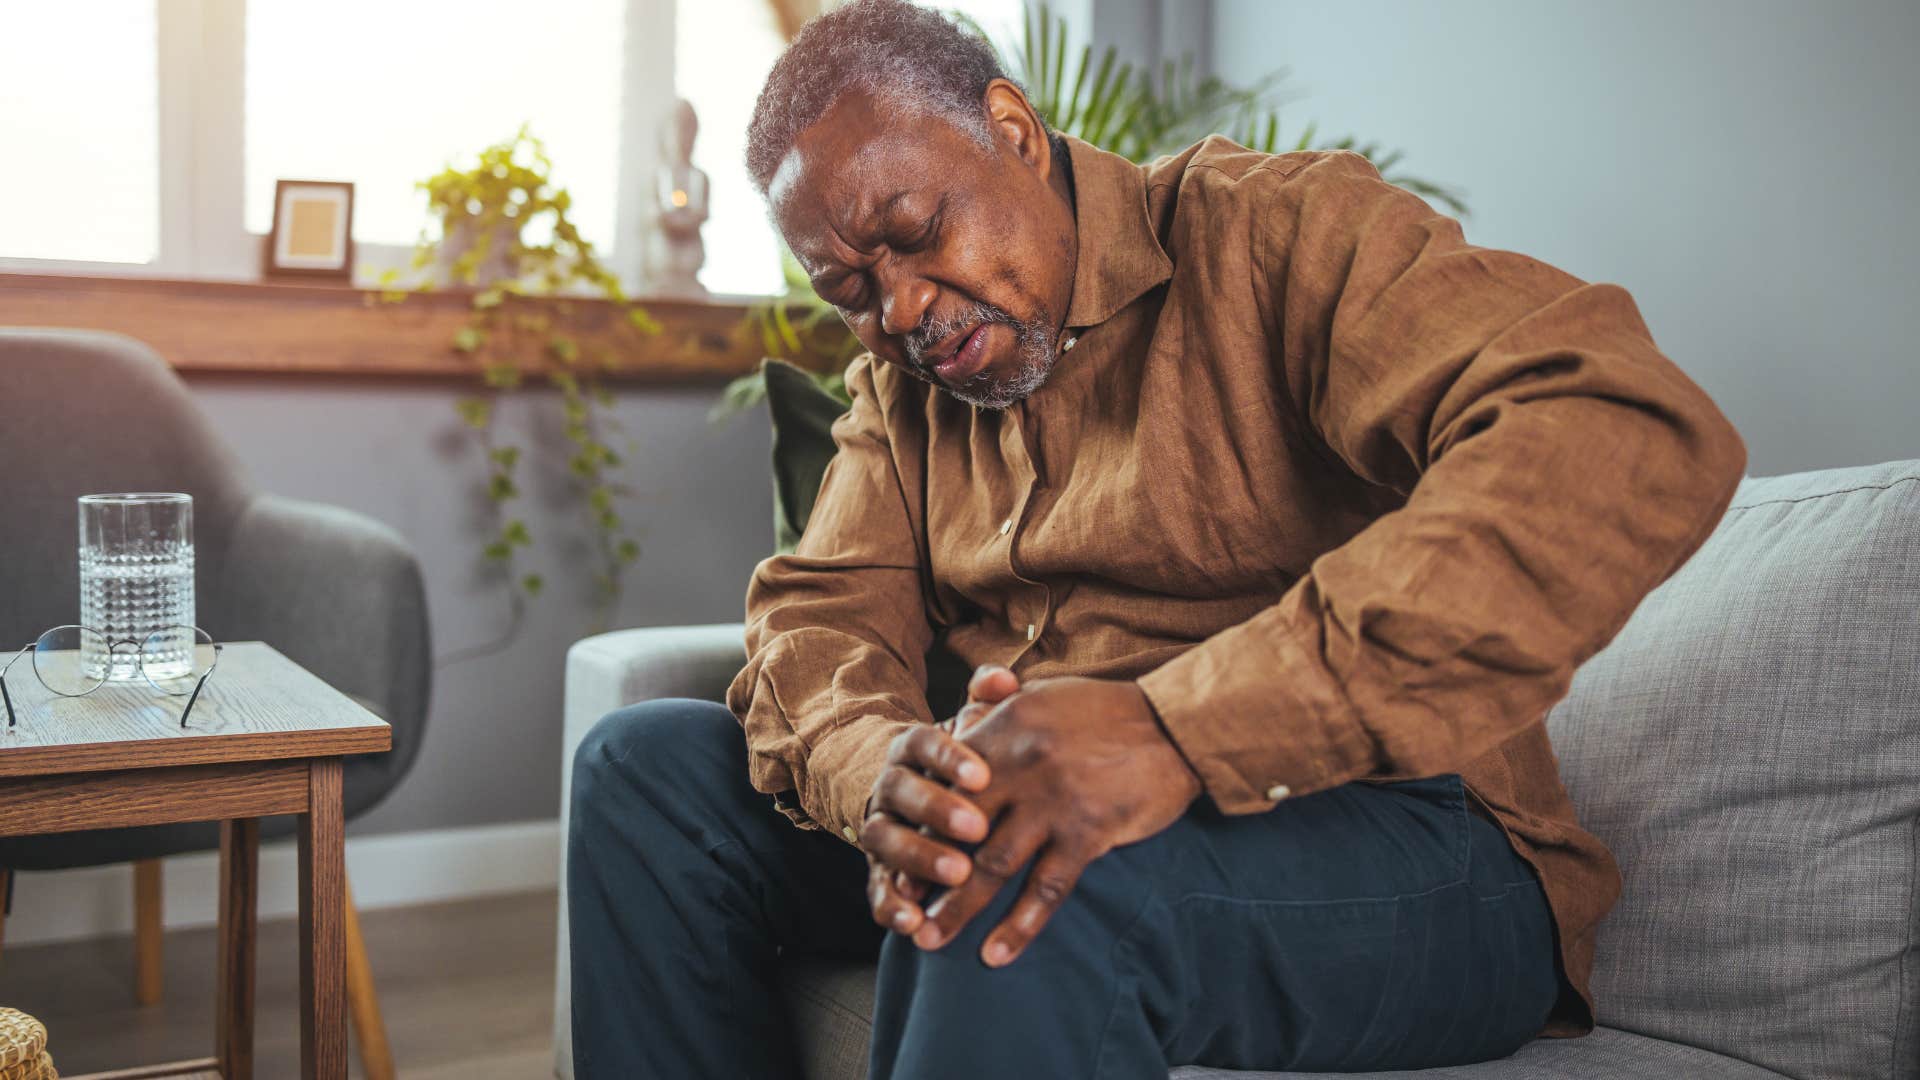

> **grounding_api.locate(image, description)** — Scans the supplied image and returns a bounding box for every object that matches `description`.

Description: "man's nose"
[878,272,935,339]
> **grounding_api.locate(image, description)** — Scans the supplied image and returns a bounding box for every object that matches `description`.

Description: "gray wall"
[186,376,772,835]
[1210,0,1920,474]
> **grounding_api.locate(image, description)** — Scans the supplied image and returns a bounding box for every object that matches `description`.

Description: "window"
[244,0,624,252]
[670,0,1039,297]
[0,1,160,264]
[675,0,787,296]
[0,0,1062,294]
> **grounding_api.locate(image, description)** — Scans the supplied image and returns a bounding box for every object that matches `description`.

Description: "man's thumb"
[966,664,1019,704]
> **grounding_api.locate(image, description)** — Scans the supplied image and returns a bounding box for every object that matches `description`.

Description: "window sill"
[0,271,830,381]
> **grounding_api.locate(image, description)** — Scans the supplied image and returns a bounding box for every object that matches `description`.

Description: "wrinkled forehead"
[768,91,990,254]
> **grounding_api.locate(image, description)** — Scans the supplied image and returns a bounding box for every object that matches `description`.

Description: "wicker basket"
[0,1009,54,1080]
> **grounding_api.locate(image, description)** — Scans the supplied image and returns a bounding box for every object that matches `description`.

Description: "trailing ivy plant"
[713,0,1467,420]
[384,126,660,638]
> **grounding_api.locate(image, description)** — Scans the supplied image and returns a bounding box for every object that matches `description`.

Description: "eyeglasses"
[1,625,223,731]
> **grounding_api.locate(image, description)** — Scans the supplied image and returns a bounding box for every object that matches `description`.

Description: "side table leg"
[217,819,259,1080]
[298,759,347,1080]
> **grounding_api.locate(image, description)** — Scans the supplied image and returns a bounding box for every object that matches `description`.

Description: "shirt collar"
[1059,134,1174,330]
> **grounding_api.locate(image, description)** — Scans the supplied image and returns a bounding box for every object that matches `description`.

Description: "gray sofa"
[556,460,1920,1080]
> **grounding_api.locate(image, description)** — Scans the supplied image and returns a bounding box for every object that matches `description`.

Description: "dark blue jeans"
[568,699,1560,1079]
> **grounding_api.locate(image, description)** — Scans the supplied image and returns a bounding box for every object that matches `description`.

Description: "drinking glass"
[78,493,195,682]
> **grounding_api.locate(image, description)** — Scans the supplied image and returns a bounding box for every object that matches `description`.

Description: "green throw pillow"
[761,356,971,719]
[763,357,850,557]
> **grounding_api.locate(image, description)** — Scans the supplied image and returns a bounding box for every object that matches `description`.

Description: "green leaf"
[615,538,640,564]
[482,541,512,561]
[483,363,522,390]
[453,326,486,353]
[488,445,520,469]
[771,303,803,355]
[549,336,580,365]
[501,518,532,546]
[626,307,662,335]
[521,573,544,596]
[455,398,492,428]
[710,372,768,425]
[487,472,519,501]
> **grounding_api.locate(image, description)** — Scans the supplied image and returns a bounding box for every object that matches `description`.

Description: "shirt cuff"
[1135,595,1376,814]
[798,718,916,847]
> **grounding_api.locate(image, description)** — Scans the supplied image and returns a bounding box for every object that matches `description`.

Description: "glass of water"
[78,493,195,682]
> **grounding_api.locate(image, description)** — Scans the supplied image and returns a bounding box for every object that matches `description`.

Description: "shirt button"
[1062,334,1079,352]
[1025,623,1037,641]
[999,517,1013,536]
[841,825,858,843]
[1265,784,1292,801]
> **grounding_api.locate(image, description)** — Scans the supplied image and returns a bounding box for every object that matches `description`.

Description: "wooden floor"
[0,889,557,1079]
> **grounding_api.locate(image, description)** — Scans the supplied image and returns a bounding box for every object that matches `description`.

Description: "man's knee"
[570,698,741,829]
[903,845,1156,972]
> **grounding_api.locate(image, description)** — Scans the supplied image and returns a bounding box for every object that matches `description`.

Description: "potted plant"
[385,126,662,636]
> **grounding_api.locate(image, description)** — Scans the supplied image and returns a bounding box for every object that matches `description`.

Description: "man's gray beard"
[904,301,1060,410]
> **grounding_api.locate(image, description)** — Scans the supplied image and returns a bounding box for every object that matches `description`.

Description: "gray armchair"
[0,327,430,1076]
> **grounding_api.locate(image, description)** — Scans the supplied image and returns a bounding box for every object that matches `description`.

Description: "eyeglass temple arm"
[179,643,223,729]
[0,644,30,731]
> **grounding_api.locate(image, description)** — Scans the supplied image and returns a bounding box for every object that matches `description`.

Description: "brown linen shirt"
[726,133,1748,1035]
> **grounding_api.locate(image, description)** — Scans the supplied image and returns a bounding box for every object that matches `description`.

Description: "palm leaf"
[976,2,1468,216]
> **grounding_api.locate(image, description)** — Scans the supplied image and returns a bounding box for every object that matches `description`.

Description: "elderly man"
[567,1,1746,1076]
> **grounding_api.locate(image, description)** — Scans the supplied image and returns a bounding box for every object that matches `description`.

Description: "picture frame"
[264,179,355,279]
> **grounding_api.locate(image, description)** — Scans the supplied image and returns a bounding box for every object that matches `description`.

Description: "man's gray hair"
[745,0,1017,195]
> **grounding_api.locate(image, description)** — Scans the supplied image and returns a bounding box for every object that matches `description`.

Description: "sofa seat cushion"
[1544,461,1920,1080]
[778,957,1789,1080]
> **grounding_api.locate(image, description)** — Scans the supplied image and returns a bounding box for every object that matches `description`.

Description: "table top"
[0,641,391,778]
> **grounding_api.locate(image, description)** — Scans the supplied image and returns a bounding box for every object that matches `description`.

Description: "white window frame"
[1,0,1164,290]
[0,0,679,291]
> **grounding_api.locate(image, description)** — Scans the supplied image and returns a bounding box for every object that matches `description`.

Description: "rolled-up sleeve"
[1137,151,1748,813]
[725,354,936,841]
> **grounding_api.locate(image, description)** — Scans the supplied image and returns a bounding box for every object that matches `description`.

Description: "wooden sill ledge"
[0,272,829,382]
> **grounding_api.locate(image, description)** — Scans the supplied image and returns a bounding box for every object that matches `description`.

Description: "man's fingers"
[893,868,928,904]
[979,841,1093,967]
[915,811,1048,951]
[887,725,991,795]
[966,664,1019,704]
[859,813,972,889]
[866,859,925,935]
[872,762,991,842]
[948,700,992,737]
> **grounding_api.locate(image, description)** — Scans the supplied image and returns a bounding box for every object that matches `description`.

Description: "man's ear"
[983,78,1051,181]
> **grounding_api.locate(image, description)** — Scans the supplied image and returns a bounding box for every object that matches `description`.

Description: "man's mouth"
[930,323,990,382]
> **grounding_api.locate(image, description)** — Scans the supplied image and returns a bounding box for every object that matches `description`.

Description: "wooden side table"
[0,642,390,1080]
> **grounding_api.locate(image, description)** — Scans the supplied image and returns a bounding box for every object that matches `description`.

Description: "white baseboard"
[2,818,560,948]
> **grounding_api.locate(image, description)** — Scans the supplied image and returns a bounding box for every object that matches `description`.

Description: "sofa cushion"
[778,957,1790,1080]
[1173,1027,1794,1079]
[1544,460,1920,1080]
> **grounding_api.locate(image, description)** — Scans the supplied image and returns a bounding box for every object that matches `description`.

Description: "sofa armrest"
[563,623,748,735]
[556,622,746,1079]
